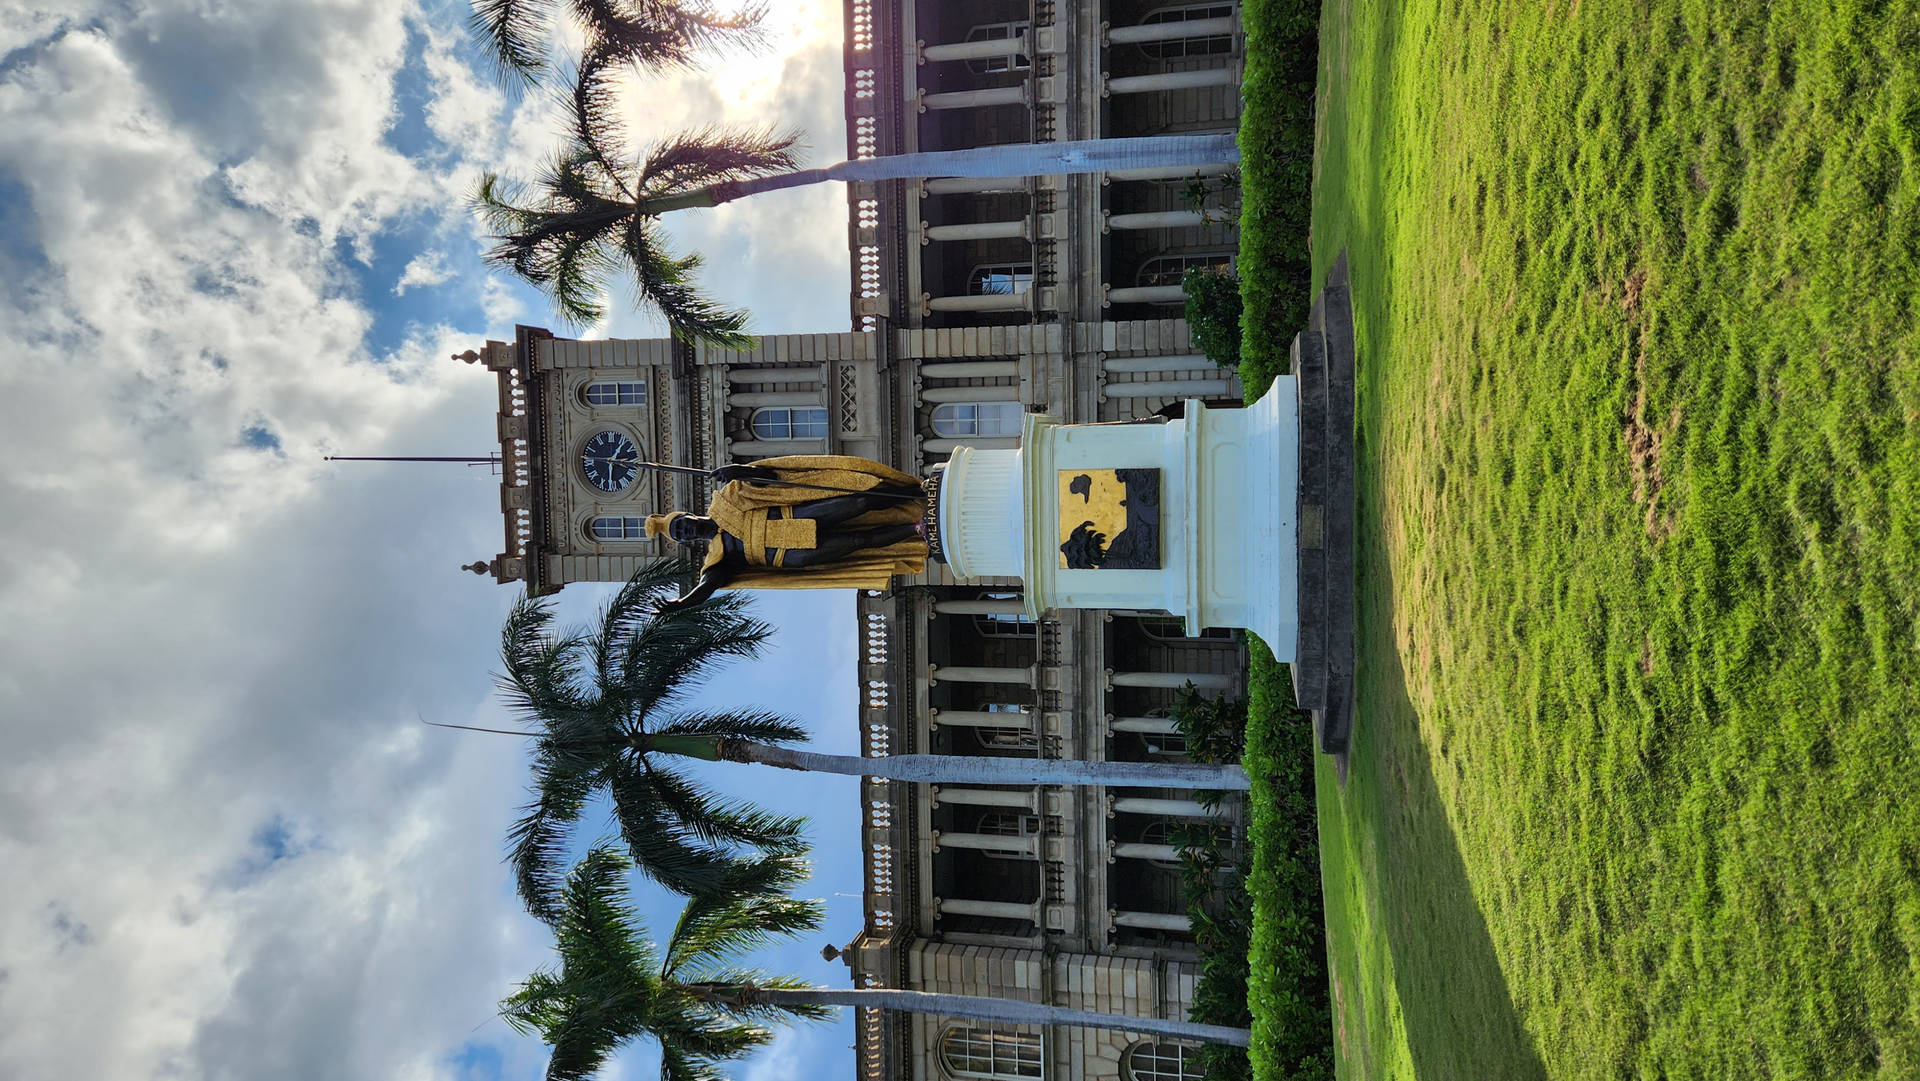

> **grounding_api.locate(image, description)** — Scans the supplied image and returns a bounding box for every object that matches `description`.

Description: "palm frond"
[469,0,553,88]
[559,46,634,196]
[496,593,597,727]
[507,754,604,923]
[689,971,836,1025]
[640,763,807,855]
[610,597,772,717]
[606,758,773,897]
[613,216,757,349]
[663,851,823,979]
[638,125,803,191]
[652,709,810,747]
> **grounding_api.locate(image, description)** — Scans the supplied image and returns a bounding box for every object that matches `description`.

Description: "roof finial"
[453,349,480,364]
[462,561,491,576]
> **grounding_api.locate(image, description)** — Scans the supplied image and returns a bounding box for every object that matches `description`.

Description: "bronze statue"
[651,456,928,611]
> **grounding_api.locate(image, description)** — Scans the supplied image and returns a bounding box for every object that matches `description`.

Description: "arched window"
[939,1026,1042,1080]
[1136,5,1236,59]
[965,21,1031,73]
[1137,251,1235,290]
[931,402,1023,438]
[969,263,1033,296]
[583,380,648,407]
[1135,819,1185,870]
[590,516,644,541]
[1123,1041,1202,1081]
[751,406,828,440]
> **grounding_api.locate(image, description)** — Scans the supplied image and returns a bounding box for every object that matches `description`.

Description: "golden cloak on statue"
[646,455,928,593]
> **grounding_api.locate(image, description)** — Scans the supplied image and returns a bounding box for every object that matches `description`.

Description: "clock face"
[581,430,639,493]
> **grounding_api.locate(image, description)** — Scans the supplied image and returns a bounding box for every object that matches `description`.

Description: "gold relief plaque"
[1056,468,1162,570]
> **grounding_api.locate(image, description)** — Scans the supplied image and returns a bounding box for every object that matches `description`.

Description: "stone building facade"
[465,3,1248,1080]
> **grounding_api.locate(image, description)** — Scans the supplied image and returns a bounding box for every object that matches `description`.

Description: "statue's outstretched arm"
[657,566,731,613]
[709,463,781,485]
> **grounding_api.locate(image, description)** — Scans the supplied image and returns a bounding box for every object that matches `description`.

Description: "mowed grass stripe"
[1245,0,1920,1078]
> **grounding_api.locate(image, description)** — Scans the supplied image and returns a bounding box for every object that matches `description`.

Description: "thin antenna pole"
[326,456,503,464]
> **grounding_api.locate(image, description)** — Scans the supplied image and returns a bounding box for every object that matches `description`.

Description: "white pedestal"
[934,377,1298,660]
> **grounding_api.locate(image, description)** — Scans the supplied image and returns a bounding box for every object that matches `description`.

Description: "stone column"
[1106,68,1240,96]
[1107,669,1237,691]
[924,177,1030,195]
[1107,17,1237,45]
[930,786,1039,810]
[922,361,1021,380]
[1101,379,1236,399]
[926,291,1032,314]
[929,664,1037,685]
[728,439,827,457]
[930,708,1032,728]
[923,437,1022,453]
[1102,354,1211,374]
[934,598,1027,616]
[726,367,823,384]
[923,384,1021,403]
[1110,796,1229,819]
[924,219,1031,242]
[1108,715,1181,735]
[1104,163,1237,183]
[920,86,1027,111]
[933,831,1039,857]
[1111,841,1183,862]
[939,898,1042,921]
[727,390,819,408]
[1111,910,1193,932]
[920,36,1030,64]
[1104,285,1188,305]
[1105,210,1209,231]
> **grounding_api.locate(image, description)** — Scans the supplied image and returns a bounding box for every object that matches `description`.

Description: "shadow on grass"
[1358,623,1548,1081]
[1348,273,1547,1077]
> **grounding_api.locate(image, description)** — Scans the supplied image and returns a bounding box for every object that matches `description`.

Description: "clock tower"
[463,324,885,594]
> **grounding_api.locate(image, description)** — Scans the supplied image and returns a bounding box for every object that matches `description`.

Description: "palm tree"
[493,563,1248,917]
[504,844,1250,1081]
[502,845,825,1081]
[474,117,1240,345]
[470,0,766,89]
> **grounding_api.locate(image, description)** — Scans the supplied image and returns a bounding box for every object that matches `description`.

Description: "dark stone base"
[1290,252,1357,777]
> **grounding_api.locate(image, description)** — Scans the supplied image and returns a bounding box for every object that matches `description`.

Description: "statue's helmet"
[644,512,687,539]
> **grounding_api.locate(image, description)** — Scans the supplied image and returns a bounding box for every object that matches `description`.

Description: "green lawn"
[1244,0,1920,1078]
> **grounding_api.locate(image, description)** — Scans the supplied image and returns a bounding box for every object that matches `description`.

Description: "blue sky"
[0,2,868,1078]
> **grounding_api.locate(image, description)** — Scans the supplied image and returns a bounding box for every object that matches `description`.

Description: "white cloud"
[0,0,857,1078]
[395,250,455,294]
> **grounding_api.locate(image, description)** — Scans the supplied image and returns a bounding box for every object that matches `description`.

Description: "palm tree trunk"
[641,135,1242,214]
[721,986,1251,1047]
[718,740,1250,791]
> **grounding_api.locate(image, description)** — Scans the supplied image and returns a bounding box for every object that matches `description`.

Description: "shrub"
[1184,268,1245,372]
